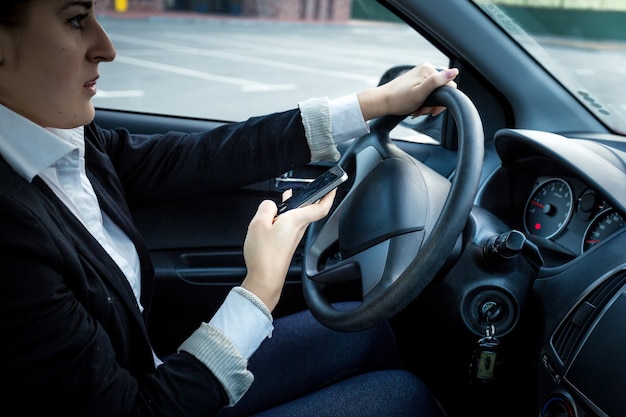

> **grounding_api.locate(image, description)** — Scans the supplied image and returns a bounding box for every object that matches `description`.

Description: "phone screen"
[276,165,348,215]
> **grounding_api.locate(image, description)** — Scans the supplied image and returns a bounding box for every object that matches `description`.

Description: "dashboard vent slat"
[552,271,626,363]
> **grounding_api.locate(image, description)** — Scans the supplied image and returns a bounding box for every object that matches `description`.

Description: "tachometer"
[524,178,574,239]
[582,208,625,253]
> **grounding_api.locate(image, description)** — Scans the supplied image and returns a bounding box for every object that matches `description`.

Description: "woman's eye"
[68,14,88,30]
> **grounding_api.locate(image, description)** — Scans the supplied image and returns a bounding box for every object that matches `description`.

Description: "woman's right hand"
[240,189,336,312]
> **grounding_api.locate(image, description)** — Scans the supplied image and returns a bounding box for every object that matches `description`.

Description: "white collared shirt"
[0,106,144,312]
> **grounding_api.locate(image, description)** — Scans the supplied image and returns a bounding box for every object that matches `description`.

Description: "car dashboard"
[475,128,626,417]
[478,128,626,268]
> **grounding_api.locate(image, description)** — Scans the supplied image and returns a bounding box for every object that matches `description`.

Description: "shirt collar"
[0,104,83,182]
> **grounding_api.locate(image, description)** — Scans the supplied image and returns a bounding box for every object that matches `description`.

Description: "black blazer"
[0,110,310,416]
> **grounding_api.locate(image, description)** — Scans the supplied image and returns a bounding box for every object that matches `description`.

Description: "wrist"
[357,87,388,121]
[241,275,281,312]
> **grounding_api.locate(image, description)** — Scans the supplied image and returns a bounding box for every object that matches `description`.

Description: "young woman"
[0,1,458,415]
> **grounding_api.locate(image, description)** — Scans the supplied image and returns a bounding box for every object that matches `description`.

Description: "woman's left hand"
[357,62,459,121]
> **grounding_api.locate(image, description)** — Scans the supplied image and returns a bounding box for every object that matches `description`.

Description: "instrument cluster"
[524,175,625,255]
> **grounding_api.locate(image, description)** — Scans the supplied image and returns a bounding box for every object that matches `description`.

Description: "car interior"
[94,0,626,416]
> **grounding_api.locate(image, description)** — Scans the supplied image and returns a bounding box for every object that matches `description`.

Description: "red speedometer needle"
[531,200,544,209]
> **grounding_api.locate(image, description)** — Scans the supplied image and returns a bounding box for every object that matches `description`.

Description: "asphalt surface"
[94,11,448,121]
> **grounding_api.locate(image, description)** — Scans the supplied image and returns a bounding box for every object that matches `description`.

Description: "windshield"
[94,1,448,122]
[474,0,626,135]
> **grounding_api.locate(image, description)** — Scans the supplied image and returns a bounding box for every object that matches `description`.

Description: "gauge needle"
[531,200,544,209]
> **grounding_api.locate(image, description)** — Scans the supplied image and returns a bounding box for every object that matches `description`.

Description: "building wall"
[96,0,165,12]
[242,0,351,21]
[495,0,626,12]
[97,0,352,21]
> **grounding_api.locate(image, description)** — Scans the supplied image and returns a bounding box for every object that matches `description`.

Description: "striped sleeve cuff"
[178,323,253,406]
[298,96,340,162]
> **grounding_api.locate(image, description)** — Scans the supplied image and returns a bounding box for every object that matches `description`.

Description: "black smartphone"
[276,165,348,215]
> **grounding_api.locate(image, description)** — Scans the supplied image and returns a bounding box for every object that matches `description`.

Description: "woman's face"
[0,1,116,128]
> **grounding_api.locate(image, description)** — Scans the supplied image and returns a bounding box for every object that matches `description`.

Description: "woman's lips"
[84,78,98,95]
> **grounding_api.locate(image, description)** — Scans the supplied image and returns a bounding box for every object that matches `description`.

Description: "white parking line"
[108,34,378,85]
[96,89,145,98]
[113,54,296,92]
[164,32,412,70]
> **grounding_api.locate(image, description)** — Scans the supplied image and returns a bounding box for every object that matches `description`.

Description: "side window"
[95,0,448,143]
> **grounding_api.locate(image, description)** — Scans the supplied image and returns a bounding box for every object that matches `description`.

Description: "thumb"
[441,67,459,83]
[251,200,279,226]
[425,67,458,90]
[415,67,459,117]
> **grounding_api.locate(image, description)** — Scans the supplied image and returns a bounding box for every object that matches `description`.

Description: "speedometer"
[582,208,625,253]
[524,178,574,239]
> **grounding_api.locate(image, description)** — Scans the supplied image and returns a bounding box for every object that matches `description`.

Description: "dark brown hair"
[0,1,32,27]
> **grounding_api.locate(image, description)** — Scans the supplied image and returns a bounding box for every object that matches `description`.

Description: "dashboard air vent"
[552,270,626,363]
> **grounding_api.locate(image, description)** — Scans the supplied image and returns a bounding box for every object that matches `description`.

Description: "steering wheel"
[302,86,484,331]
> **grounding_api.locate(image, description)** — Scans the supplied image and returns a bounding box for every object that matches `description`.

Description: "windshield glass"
[94,1,448,122]
[474,0,626,135]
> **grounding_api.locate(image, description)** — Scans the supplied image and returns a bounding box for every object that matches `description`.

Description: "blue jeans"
[215,305,445,417]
